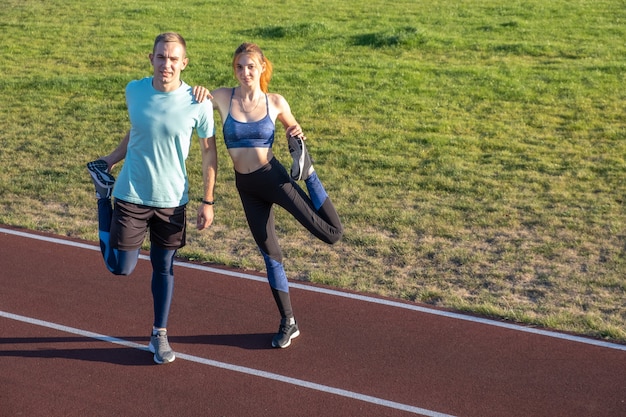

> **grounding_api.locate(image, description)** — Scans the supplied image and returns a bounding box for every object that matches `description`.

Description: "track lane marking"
[0,311,456,417]
[1,227,624,352]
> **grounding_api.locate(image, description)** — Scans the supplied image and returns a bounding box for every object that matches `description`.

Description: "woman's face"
[234,53,264,88]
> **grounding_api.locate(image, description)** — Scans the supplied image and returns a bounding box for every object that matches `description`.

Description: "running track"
[1,225,624,417]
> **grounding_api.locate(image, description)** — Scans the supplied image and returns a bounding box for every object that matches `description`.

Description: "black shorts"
[110,200,187,251]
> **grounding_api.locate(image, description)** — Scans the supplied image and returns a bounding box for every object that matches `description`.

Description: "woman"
[207,43,343,348]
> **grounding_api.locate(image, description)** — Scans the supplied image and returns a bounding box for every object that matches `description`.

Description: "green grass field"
[1,0,624,342]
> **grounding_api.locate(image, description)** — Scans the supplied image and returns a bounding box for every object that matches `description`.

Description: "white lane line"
[2,227,625,352]
[0,310,457,417]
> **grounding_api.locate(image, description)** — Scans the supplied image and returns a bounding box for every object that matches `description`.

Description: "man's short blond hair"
[153,32,187,56]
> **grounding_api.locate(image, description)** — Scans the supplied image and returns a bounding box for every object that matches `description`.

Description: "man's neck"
[153,78,182,92]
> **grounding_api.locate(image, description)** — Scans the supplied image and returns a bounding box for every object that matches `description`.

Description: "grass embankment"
[1,0,624,341]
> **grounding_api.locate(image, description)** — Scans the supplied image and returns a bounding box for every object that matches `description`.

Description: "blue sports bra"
[223,89,275,149]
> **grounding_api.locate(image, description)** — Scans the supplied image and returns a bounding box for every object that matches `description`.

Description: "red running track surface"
[0,225,624,417]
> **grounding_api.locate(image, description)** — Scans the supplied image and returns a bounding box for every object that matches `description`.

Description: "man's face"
[149,41,188,92]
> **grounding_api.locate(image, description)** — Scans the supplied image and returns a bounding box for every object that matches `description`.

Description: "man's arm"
[196,135,218,230]
[101,131,130,171]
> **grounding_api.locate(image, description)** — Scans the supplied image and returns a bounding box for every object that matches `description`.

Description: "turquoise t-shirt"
[113,77,215,208]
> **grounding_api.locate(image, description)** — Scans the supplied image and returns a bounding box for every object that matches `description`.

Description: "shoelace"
[279,323,295,335]
[155,334,171,351]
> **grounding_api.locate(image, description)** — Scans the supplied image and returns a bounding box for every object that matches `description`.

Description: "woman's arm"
[272,94,305,139]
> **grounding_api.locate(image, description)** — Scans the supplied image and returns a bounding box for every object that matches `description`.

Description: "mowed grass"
[1,0,624,342]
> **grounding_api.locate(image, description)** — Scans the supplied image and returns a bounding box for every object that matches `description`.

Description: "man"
[86,32,216,364]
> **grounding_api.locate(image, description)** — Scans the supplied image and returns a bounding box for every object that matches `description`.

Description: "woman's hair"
[153,32,187,56]
[232,43,273,93]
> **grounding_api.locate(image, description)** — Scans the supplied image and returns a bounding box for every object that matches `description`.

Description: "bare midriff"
[229,147,274,174]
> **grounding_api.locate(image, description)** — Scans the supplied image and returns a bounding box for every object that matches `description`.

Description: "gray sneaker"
[271,318,300,348]
[86,159,115,199]
[149,330,176,364]
[288,136,314,181]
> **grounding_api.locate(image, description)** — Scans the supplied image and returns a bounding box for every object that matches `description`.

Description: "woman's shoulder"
[211,87,234,97]
[267,92,290,109]
[267,91,286,100]
[210,87,234,109]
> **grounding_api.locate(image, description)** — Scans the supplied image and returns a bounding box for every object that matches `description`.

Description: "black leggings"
[235,157,342,293]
